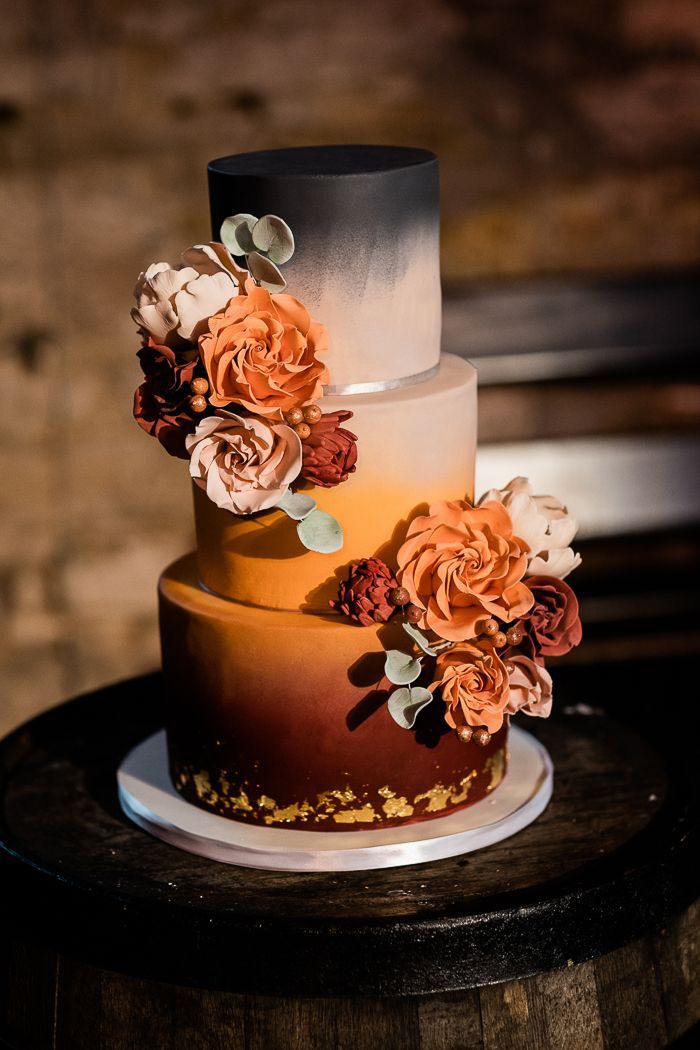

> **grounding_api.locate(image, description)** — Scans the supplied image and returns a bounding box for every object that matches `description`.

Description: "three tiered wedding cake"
[131,146,582,833]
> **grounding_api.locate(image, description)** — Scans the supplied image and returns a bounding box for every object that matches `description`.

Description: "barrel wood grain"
[1,907,698,1049]
[652,904,700,1042]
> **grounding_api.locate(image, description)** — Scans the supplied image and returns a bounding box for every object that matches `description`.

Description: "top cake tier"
[207,145,441,390]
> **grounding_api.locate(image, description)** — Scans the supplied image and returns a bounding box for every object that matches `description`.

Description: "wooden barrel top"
[0,657,697,997]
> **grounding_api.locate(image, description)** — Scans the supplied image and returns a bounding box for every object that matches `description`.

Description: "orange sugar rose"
[199,279,329,419]
[430,641,510,734]
[396,499,534,641]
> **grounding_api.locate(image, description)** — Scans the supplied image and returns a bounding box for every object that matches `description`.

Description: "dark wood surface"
[1,908,698,1050]
[0,651,697,998]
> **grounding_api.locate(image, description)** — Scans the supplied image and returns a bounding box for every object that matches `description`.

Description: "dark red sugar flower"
[300,410,358,488]
[133,337,207,459]
[517,574,582,664]
[331,558,398,626]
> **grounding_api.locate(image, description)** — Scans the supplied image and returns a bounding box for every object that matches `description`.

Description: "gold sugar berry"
[303,403,322,425]
[285,407,304,426]
[388,586,410,607]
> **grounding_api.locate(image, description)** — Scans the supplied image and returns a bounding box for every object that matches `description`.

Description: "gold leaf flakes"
[332,804,377,824]
[414,772,477,812]
[485,749,505,791]
[193,771,214,800]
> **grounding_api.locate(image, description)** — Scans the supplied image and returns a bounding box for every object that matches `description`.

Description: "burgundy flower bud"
[330,558,398,626]
[300,410,358,488]
[517,574,582,664]
[133,337,206,459]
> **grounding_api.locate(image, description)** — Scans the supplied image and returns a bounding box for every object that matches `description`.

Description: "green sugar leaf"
[252,215,295,265]
[276,489,317,521]
[387,686,433,729]
[402,621,438,657]
[247,251,286,292]
[220,213,257,256]
[297,510,344,554]
[384,650,422,686]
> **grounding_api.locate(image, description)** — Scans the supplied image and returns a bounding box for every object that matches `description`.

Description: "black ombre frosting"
[207,146,442,389]
[208,145,437,246]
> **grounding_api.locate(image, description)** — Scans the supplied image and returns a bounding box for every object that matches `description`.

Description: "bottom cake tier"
[159,554,509,831]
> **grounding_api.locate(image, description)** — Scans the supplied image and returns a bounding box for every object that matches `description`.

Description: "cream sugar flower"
[132,243,244,350]
[478,477,582,579]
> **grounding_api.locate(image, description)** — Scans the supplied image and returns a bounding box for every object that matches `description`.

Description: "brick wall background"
[1,0,699,735]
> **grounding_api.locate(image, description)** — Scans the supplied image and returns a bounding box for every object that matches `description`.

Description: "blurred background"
[1,0,699,736]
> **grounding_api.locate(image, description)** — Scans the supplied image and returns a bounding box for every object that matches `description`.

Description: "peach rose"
[132,257,238,350]
[186,410,302,515]
[430,642,510,733]
[506,655,553,718]
[396,500,534,642]
[199,280,329,418]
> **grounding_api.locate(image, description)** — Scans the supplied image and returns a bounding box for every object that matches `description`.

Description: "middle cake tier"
[193,353,476,610]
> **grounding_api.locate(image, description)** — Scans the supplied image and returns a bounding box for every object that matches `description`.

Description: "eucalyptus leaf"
[247,251,287,292]
[384,650,422,686]
[276,489,317,521]
[220,214,257,256]
[402,621,438,657]
[252,215,295,264]
[297,509,344,553]
[387,686,434,730]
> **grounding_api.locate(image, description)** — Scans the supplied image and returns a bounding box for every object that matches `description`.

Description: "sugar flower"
[506,655,553,718]
[396,499,533,642]
[186,410,302,515]
[478,477,581,579]
[301,410,358,488]
[132,250,238,350]
[199,280,329,419]
[517,574,583,664]
[430,641,510,734]
[330,558,397,626]
[133,338,203,459]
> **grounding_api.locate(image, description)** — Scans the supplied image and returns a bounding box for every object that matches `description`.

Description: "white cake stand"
[118,725,552,872]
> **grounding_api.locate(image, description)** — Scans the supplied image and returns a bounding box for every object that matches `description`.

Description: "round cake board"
[117,726,553,872]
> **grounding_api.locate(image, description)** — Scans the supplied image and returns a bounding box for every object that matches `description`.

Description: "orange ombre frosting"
[192,354,478,610]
